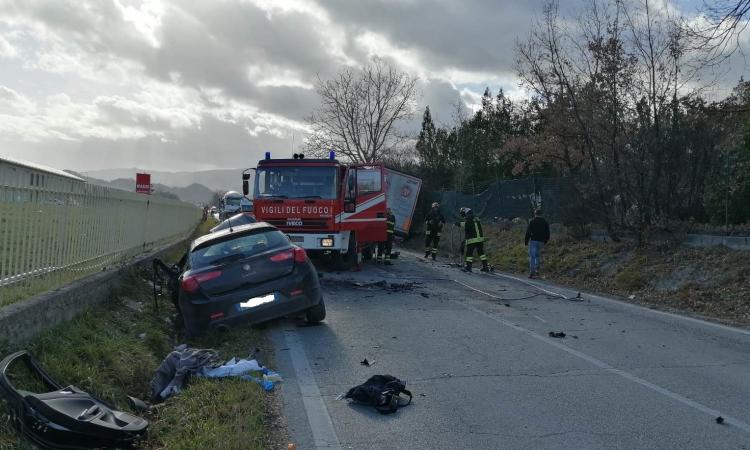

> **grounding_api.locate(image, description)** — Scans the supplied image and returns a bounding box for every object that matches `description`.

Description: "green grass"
[0,218,274,450]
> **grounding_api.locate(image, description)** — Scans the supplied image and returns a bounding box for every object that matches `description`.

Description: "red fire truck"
[242,152,418,268]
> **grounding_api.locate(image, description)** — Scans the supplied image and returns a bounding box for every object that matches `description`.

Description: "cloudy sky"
[0,0,743,172]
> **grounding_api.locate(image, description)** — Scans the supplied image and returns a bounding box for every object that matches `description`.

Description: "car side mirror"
[242,180,249,196]
[344,202,356,213]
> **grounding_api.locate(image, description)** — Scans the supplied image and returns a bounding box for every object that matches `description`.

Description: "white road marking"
[452,278,504,300]
[451,294,750,434]
[284,330,343,449]
[533,315,547,323]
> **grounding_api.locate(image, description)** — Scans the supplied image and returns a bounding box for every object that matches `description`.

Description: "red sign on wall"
[136,173,152,194]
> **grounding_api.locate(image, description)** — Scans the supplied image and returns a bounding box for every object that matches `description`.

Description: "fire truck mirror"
[242,180,249,196]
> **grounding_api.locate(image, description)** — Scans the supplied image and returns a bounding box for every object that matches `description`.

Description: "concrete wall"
[0,237,188,345]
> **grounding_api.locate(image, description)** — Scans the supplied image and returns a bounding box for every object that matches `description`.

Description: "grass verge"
[0,218,283,450]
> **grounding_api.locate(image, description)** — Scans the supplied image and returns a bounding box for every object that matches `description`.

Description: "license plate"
[287,219,303,227]
[237,293,275,310]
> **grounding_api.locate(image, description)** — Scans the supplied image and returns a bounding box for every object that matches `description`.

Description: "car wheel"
[306,297,326,323]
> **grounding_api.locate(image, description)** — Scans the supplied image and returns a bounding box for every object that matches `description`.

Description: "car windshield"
[224,196,242,206]
[254,166,337,199]
[191,229,288,268]
[209,213,256,233]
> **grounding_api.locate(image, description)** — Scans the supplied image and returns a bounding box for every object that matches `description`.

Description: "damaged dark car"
[174,222,325,335]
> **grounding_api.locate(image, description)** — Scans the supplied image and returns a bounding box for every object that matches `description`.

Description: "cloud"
[0,0,743,173]
[0,35,15,58]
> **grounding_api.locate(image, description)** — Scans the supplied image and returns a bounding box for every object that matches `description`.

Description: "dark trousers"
[424,228,441,255]
[465,242,487,266]
[378,235,393,261]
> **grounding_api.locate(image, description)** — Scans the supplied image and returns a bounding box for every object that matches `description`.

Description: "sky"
[0,0,745,172]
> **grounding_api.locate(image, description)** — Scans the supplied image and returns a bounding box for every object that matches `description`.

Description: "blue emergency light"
[265,152,271,160]
[329,151,335,160]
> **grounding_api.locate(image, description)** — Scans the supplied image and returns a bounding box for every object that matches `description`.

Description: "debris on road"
[360,358,373,367]
[716,416,724,424]
[327,279,420,291]
[421,293,430,298]
[341,375,413,415]
[548,331,566,338]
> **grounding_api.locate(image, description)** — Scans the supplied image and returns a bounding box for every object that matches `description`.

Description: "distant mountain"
[80,168,248,193]
[80,175,215,205]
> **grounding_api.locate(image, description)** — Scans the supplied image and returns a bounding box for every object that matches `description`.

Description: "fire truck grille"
[265,219,329,230]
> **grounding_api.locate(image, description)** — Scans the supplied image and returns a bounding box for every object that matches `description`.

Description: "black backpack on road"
[343,375,412,415]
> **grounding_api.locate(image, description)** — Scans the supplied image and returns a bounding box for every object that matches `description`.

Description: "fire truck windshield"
[254,166,337,200]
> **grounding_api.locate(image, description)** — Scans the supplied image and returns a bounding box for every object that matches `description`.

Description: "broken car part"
[0,351,148,450]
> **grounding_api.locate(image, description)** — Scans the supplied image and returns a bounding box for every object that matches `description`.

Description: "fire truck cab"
[244,152,387,267]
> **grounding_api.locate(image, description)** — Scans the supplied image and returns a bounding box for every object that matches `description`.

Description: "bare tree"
[306,59,418,163]
[685,0,750,64]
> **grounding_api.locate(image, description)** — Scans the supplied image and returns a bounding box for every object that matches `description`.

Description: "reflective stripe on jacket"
[464,216,484,244]
[386,214,396,234]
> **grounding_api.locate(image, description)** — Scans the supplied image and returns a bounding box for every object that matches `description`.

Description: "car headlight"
[320,238,334,248]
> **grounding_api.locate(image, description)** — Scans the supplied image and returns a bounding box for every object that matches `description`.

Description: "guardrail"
[0,177,201,306]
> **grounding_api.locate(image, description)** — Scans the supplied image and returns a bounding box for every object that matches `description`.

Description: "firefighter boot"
[431,250,437,261]
[480,261,490,272]
[462,262,473,273]
[424,250,430,258]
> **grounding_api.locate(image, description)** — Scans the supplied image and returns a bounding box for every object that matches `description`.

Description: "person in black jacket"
[524,209,550,278]
[378,208,396,265]
[424,202,445,260]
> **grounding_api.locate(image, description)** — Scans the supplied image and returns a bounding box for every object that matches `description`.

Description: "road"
[269,250,750,449]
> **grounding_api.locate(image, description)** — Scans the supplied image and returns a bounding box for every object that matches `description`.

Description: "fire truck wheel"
[306,297,326,323]
[332,251,352,270]
[362,246,374,261]
[332,233,357,270]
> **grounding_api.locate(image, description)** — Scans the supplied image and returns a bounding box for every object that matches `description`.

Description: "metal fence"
[0,165,201,306]
[426,176,573,223]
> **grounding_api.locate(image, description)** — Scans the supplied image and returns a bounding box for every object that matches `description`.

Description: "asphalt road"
[269,250,750,449]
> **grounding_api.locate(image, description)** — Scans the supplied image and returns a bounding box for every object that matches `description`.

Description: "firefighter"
[424,202,445,260]
[456,207,467,256]
[461,208,490,273]
[378,207,396,265]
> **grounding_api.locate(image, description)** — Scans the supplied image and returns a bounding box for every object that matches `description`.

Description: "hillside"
[82,167,247,193]
[77,174,215,205]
